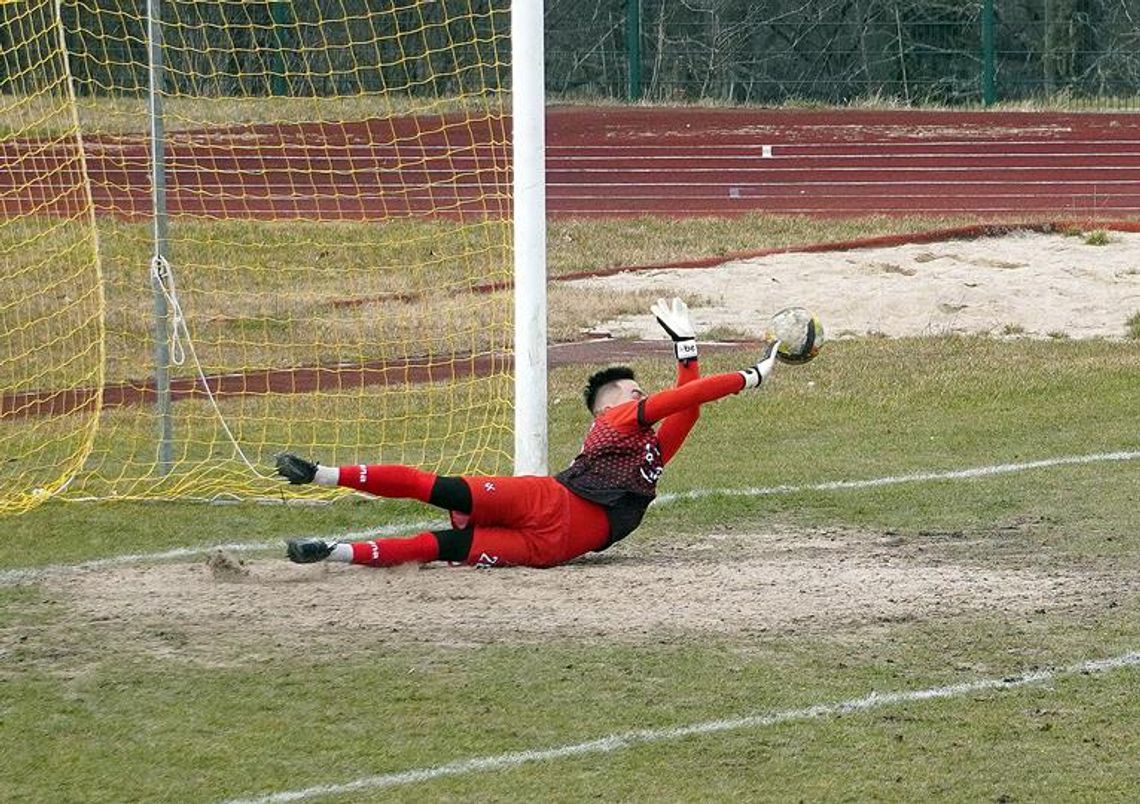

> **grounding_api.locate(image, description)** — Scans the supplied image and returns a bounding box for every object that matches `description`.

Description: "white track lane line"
[223,651,1140,803]
[3,449,1138,586]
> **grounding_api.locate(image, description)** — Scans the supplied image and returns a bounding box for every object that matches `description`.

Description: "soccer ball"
[766,306,824,365]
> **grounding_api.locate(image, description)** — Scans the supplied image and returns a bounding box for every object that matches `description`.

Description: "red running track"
[3,107,1140,219]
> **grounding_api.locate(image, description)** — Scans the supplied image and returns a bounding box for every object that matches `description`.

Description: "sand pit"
[567,230,1140,341]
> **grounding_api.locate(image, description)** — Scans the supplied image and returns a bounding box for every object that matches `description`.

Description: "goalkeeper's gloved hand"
[739,341,781,389]
[651,296,698,363]
[275,452,318,485]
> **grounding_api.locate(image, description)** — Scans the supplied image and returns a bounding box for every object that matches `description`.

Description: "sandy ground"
[29,230,1140,657]
[568,230,1140,341]
[42,527,1111,660]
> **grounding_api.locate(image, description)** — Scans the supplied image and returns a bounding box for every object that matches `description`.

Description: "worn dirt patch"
[29,231,1138,662]
[44,527,1098,661]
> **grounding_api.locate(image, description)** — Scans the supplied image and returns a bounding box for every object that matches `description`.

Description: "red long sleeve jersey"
[555,370,745,547]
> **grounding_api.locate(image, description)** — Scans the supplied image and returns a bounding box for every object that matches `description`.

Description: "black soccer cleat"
[286,538,334,564]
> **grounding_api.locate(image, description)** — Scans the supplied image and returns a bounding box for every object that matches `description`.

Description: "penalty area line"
[224,650,1140,803]
[654,449,1140,505]
[0,520,441,585]
[3,449,1137,585]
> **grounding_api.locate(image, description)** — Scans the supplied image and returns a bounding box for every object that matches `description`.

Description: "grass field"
[5,211,1021,508]
[4,323,1140,801]
[4,213,993,387]
[6,41,1140,801]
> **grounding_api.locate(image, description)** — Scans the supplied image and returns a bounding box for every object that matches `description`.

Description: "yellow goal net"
[1,0,104,514]
[1,0,515,511]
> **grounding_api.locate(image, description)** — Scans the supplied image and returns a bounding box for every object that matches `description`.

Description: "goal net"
[1,0,515,510]
[0,0,104,514]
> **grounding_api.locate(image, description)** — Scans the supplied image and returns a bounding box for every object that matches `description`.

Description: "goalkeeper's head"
[584,366,645,416]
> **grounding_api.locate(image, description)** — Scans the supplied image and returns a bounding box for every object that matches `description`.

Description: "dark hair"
[583,366,636,412]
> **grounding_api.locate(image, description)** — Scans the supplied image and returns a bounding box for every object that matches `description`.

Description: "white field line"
[223,650,1140,804]
[0,520,440,585]
[4,448,1137,586]
[655,449,1140,505]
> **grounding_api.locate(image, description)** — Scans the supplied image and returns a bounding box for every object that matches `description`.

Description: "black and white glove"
[275,452,318,484]
[275,452,340,487]
[651,297,698,363]
[739,341,781,389]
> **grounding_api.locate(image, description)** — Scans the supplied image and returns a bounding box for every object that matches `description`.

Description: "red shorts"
[454,475,610,568]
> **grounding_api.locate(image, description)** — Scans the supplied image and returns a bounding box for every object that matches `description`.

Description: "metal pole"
[982,0,996,106]
[147,0,173,473]
[511,0,548,475]
[626,0,641,101]
[270,0,288,96]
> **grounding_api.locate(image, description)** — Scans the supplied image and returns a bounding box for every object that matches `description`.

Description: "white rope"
[150,255,186,367]
[148,254,270,478]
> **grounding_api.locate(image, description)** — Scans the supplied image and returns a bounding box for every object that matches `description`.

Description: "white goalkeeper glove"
[651,296,698,363]
[739,341,781,389]
[274,453,338,486]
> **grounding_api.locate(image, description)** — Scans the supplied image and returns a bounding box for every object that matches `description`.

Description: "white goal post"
[511,0,549,476]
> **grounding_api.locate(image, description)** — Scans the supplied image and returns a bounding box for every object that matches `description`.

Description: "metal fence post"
[270,0,288,96]
[626,0,641,101]
[982,0,996,105]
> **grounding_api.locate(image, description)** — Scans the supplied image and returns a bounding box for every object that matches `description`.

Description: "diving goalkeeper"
[279,298,781,569]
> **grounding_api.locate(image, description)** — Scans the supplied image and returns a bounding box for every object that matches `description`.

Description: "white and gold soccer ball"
[766,306,824,365]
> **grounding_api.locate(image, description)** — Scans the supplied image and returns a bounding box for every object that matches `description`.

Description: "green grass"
[3,597,1139,802]
[5,334,1136,555]
[1127,311,1140,340]
[4,210,1016,506]
[0,92,510,137]
[5,208,1140,800]
[4,212,995,389]
[4,333,1140,801]
[6,92,1139,139]
[545,213,997,274]
[6,86,1140,802]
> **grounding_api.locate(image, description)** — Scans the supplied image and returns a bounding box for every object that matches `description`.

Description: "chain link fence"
[549,0,1140,108]
[2,1,1138,108]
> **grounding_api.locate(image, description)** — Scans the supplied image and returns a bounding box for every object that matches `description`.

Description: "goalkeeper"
[280,298,781,569]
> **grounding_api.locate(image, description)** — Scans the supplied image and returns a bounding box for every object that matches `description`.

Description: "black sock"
[428,476,472,513]
[432,528,475,562]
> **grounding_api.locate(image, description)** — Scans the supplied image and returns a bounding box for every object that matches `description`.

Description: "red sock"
[337,464,435,501]
[351,532,440,567]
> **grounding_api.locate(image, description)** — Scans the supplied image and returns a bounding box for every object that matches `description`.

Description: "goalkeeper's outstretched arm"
[275,453,338,486]
[657,358,701,463]
[652,297,702,462]
[639,340,780,426]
